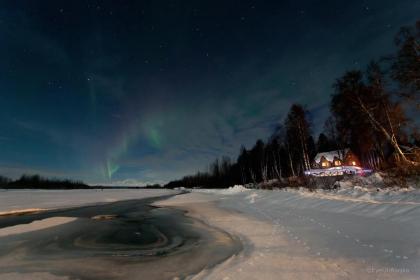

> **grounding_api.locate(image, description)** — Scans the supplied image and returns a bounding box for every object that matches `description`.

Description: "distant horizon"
[1,173,164,188]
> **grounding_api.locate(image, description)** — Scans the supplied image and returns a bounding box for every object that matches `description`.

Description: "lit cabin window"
[321,162,328,167]
[351,161,356,166]
[334,160,341,166]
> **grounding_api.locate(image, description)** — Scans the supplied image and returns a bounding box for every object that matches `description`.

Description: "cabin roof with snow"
[314,149,349,164]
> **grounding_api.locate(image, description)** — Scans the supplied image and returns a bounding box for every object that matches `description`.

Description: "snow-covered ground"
[290,173,420,205]
[180,183,420,279]
[0,217,77,237]
[0,189,178,214]
[1,184,420,279]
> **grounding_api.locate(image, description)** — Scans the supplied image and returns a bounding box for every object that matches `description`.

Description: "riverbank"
[156,191,419,279]
[0,189,178,214]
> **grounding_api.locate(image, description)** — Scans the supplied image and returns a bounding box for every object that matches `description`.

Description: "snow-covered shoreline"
[165,177,420,279]
[157,190,420,279]
[0,217,77,237]
[187,171,420,205]
[0,189,178,214]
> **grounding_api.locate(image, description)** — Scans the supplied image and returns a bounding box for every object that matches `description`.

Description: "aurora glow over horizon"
[0,1,419,185]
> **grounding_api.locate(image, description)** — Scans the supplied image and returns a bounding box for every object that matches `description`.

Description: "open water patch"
[0,196,241,279]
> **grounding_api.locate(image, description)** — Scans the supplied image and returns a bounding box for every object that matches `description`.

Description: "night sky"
[0,1,419,185]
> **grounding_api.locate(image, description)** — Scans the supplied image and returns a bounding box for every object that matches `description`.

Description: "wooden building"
[313,149,360,169]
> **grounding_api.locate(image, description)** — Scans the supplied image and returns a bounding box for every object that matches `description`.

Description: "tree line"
[165,21,419,189]
[0,174,89,189]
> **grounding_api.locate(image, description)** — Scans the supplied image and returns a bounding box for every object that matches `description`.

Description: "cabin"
[313,149,360,169]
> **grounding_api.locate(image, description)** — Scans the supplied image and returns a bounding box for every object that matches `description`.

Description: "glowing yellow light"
[351,161,356,166]
[334,160,341,166]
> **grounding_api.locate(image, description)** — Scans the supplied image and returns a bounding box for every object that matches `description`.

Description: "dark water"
[0,196,241,279]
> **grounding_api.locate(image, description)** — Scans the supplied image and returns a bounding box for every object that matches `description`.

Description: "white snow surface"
[0,217,77,237]
[0,189,178,214]
[197,186,420,278]
[2,184,420,278]
[287,185,420,205]
[192,184,250,195]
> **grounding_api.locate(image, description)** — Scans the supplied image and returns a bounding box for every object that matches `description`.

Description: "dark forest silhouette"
[165,21,420,189]
[0,175,89,189]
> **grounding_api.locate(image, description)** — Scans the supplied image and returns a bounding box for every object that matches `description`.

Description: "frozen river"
[1,187,420,279]
[0,190,240,280]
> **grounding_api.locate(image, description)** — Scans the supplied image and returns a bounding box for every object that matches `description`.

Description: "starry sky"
[0,1,419,185]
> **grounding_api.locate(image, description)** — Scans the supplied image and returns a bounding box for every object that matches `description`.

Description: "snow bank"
[284,173,419,204]
[192,185,250,195]
[222,185,249,194]
[188,172,419,205]
[188,172,419,204]
[0,217,77,237]
[324,172,420,203]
